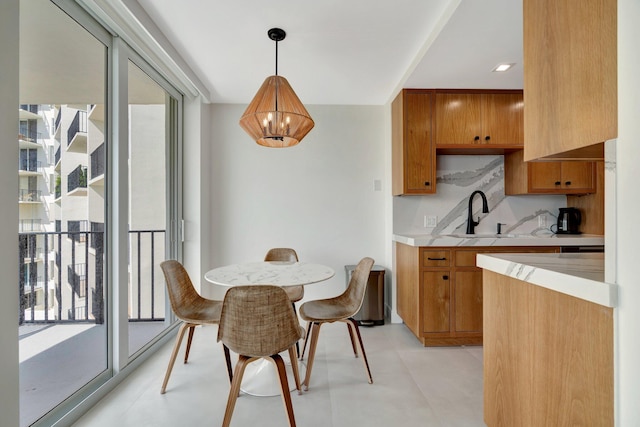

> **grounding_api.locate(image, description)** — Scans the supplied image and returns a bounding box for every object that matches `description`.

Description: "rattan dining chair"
[298,257,375,390]
[159,260,232,394]
[264,247,303,355]
[217,285,305,427]
[264,248,303,303]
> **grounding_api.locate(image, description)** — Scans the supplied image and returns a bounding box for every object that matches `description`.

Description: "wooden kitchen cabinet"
[396,243,560,346]
[505,150,596,195]
[523,0,616,160]
[434,90,523,148]
[392,89,436,195]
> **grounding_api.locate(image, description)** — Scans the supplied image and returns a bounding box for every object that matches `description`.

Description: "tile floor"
[72,323,484,427]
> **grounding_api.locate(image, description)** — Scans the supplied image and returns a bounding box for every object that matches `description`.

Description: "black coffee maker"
[556,207,582,234]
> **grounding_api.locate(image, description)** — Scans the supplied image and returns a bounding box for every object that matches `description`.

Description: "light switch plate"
[538,215,547,228]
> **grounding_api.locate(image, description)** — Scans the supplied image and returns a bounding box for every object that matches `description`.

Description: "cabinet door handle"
[424,181,430,186]
[474,136,480,142]
[485,135,491,141]
[555,181,561,185]
[427,257,447,261]
[442,275,449,280]
[565,181,572,185]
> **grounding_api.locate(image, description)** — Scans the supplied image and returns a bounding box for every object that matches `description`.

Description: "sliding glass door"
[18,0,182,425]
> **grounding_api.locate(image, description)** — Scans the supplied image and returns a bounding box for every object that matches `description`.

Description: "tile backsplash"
[393,155,567,235]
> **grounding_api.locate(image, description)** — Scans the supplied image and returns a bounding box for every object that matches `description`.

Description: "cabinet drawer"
[456,250,479,267]
[421,250,450,267]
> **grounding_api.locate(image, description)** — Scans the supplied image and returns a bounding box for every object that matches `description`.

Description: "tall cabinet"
[392,90,435,195]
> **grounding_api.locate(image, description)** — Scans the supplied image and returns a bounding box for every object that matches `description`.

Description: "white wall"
[205,104,387,305]
[0,0,20,425]
[615,0,640,424]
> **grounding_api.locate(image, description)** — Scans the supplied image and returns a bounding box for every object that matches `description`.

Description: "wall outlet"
[424,215,437,228]
[538,214,547,228]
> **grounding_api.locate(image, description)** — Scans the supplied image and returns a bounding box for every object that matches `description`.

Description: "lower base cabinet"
[396,243,560,346]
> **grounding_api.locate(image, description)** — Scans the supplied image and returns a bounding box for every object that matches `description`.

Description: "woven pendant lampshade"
[239,28,314,148]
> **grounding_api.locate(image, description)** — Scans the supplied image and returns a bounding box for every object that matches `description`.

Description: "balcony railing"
[67,110,87,146]
[19,219,42,233]
[67,220,88,243]
[19,189,42,202]
[90,143,105,179]
[19,229,165,325]
[19,159,42,173]
[18,131,41,144]
[67,165,87,192]
[54,146,61,166]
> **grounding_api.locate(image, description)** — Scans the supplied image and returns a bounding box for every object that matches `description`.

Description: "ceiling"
[135,0,524,106]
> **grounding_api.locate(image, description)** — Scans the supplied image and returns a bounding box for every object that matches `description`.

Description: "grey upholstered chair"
[217,285,305,427]
[298,257,375,390]
[159,260,232,394]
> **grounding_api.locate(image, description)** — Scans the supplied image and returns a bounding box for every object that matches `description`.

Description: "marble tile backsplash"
[393,155,567,235]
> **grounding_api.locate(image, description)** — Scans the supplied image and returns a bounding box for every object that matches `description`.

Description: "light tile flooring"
[72,323,484,427]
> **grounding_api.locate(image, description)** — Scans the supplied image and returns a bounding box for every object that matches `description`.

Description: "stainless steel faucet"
[466,190,489,234]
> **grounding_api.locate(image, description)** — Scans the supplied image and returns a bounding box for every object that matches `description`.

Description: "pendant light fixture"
[239,28,314,148]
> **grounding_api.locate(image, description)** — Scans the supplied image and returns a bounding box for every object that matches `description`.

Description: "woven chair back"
[160,260,202,320]
[264,248,299,262]
[334,257,374,317]
[217,285,303,357]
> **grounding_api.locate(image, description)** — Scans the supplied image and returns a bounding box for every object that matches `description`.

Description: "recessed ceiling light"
[492,63,515,72]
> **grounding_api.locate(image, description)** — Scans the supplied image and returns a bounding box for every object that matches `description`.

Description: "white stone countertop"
[476,252,616,307]
[393,232,605,247]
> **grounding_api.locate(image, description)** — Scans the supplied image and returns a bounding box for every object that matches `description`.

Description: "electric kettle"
[556,207,582,234]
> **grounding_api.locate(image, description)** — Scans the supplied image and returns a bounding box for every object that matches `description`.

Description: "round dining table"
[204,261,335,396]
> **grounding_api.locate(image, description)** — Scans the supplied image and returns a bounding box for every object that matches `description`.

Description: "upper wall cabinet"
[505,150,596,195]
[392,89,436,196]
[523,0,616,161]
[434,90,524,150]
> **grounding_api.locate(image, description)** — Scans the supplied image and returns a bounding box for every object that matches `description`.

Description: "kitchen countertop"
[393,232,605,247]
[476,252,616,307]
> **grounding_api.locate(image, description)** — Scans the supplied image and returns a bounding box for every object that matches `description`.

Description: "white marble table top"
[204,261,335,287]
[477,252,617,307]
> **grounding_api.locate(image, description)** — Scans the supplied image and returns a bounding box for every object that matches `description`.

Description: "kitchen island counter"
[476,252,615,307]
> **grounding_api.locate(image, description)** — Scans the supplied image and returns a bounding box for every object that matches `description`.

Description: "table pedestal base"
[240,354,306,397]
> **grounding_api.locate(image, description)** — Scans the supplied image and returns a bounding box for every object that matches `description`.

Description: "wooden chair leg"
[222,355,255,427]
[302,322,322,390]
[272,354,297,427]
[346,318,373,384]
[184,325,196,363]
[288,346,302,394]
[299,321,313,361]
[223,344,233,384]
[347,322,358,357]
[292,303,300,358]
[161,322,190,394]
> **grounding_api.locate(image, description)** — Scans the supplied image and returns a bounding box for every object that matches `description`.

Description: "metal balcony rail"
[19,219,42,233]
[18,131,42,143]
[19,159,42,173]
[55,146,61,165]
[67,165,87,192]
[19,229,165,325]
[67,220,89,243]
[67,110,87,146]
[19,189,42,202]
[90,143,105,179]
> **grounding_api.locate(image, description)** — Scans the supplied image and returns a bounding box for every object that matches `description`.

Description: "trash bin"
[344,264,385,326]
